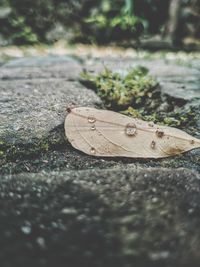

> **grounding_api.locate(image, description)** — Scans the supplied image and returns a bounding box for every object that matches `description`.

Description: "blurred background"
[0,0,199,50]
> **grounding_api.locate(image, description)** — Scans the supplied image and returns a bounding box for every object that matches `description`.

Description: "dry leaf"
[64,107,200,158]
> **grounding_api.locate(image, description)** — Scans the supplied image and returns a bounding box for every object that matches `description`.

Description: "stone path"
[0,54,200,267]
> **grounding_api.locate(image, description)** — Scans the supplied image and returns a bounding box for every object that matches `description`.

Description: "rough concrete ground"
[0,168,200,267]
[0,51,200,267]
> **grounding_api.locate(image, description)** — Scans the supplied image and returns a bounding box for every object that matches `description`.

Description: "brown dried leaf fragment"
[65,107,200,158]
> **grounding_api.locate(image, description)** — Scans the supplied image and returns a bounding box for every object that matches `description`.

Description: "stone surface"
[0,79,102,145]
[1,141,200,175]
[0,56,200,174]
[0,55,102,159]
[0,54,200,267]
[0,168,200,267]
[0,56,83,80]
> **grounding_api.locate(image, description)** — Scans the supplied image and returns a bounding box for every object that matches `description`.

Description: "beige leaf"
[64,107,200,158]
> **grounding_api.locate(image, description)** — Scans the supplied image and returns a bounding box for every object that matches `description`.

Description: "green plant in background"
[0,0,8,6]
[0,0,199,45]
[7,15,38,44]
[83,0,144,43]
[0,0,99,44]
[0,0,181,45]
[8,0,55,42]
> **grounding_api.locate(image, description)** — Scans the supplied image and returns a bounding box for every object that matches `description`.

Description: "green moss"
[39,142,49,151]
[0,126,66,160]
[152,108,196,129]
[121,106,141,118]
[81,67,197,131]
[122,106,197,130]
[81,66,159,109]
[163,117,180,126]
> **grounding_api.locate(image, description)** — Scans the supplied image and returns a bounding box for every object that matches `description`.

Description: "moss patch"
[81,67,197,131]
[0,125,66,161]
[122,106,197,131]
[81,66,159,110]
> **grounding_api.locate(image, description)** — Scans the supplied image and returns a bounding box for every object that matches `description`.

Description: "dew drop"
[151,140,156,149]
[91,125,96,131]
[90,147,96,154]
[148,122,154,127]
[125,123,137,136]
[36,237,46,249]
[156,130,164,138]
[21,225,31,235]
[88,116,96,123]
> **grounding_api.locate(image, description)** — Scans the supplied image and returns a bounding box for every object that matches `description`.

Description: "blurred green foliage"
[0,0,170,44]
[0,0,196,45]
[80,0,144,43]
[4,15,38,44]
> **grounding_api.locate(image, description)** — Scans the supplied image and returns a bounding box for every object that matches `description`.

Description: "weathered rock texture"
[0,56,102,162]
[0,54,200,267]
[0,168,200,267]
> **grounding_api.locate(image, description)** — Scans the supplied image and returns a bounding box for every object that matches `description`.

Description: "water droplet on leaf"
[156,130,164,138]
[91,125,96,131]
[151,140,156,149]
[125,123,137,136]
[21,225,31,235]
[88,116,96,123]
[90,147,96,154]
